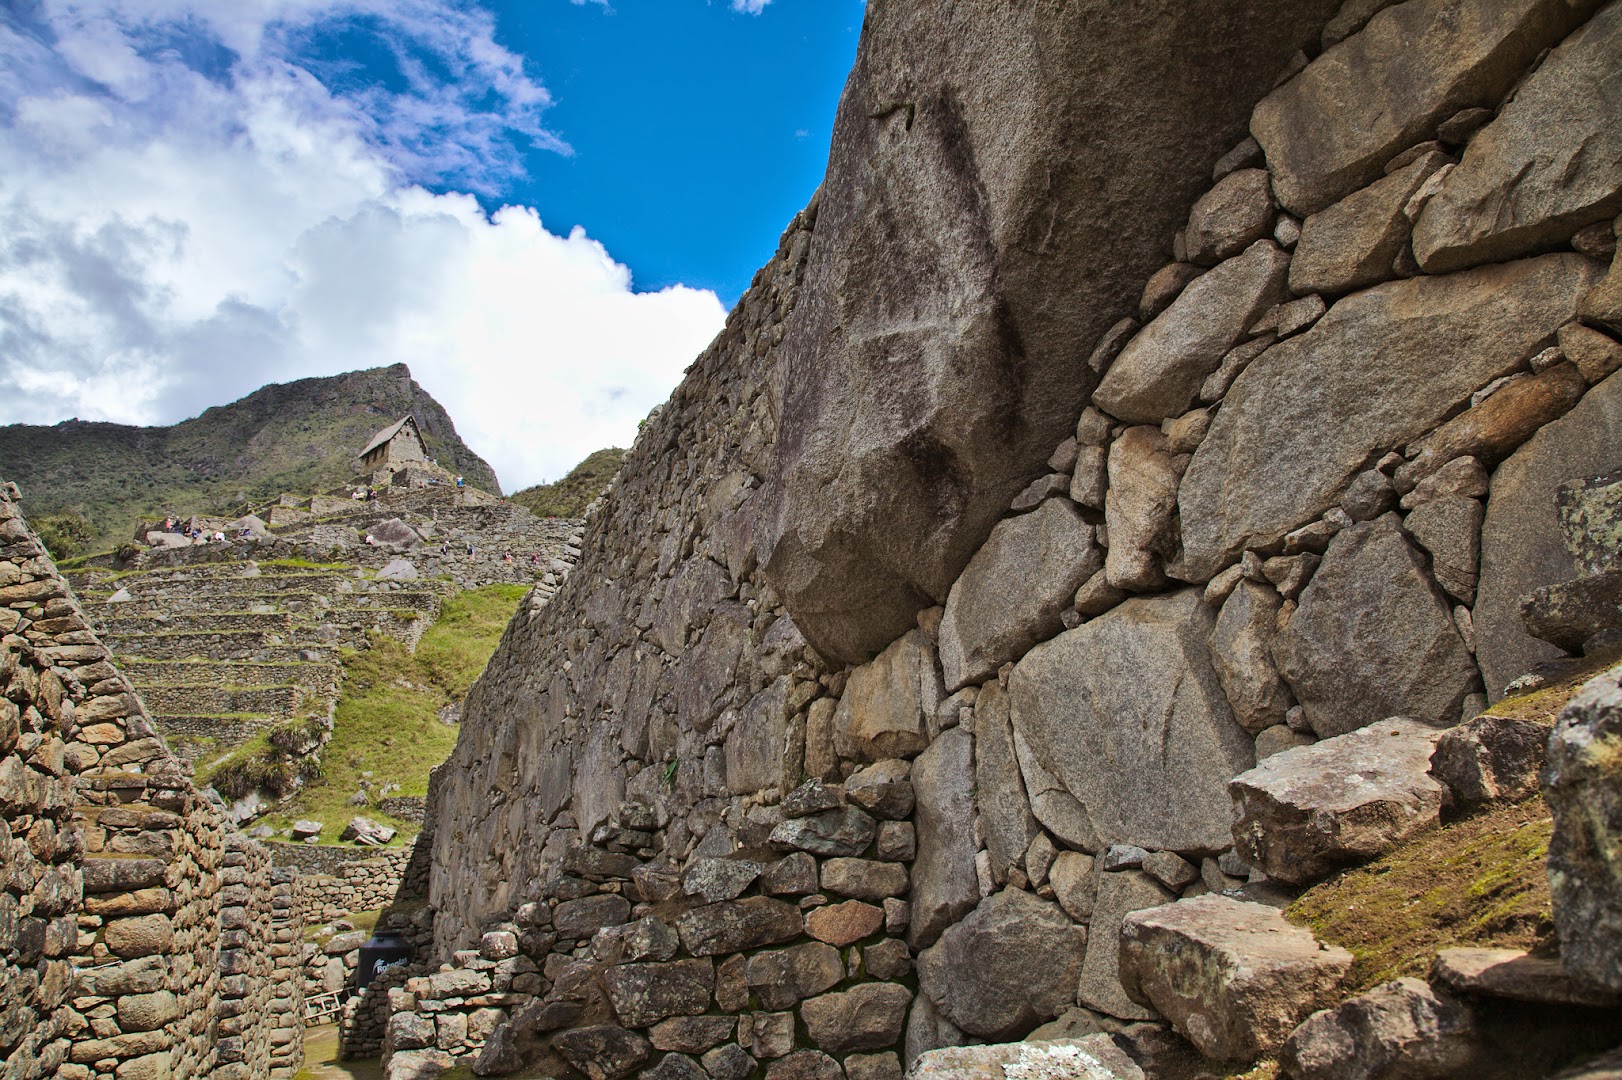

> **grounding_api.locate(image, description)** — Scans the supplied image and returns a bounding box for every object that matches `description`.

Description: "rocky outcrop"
[755,0,1343,663]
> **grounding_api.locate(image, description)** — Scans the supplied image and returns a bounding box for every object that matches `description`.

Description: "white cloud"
[0,0,727,491]
[731,0,773,12]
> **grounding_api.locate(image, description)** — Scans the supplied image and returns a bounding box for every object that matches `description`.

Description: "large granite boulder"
[1179,253,1601,581]
[1103,426,1184,591]
[601,960,715,1028]
[1210,580,1294,734]
[1413,2,1622,272]
[1094,240,1291,424]
[1251,0,1600,215]
[1008,590,1254,853]
[1273,515,1481,737]
[1230,719,1449,885]
[1543,663,1622,992]
[1077,870,1175,1021]
[1476,371,1622,697]
[801,983,913,1056]
[905,1036,1145,1080]
[754,0,1344,663]
[1279,979,1485,1080]
[916,888,1087,1041]
[908,727,979,949]
[938,498,1101,691]
[1119,895,1353,1062]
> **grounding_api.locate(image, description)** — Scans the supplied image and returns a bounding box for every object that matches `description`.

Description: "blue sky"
[0,0,862,490]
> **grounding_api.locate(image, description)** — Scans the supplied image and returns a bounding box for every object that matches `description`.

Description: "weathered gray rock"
[916,889,1087,1041]
[1404,496,1483,604]
[647,1016,736,1055]
[700,1044,755,1080]
[1077,870,1175,1021]
[938,499,1101,690]
[806,899,885,947]
[1544,663,1622,992]
[745,943,844,1011]
[1429,712,1549,806]
[761,853,819,896]
[1434,947,1622,1008]
[1273,515,1481,737]
[1179,254,1601,580]
[908,727,978,948]
[821,858,908,902]
[601,959,715,1028]
[765,1051,843,1080]
[1561,321,1622,385]
[1522,571,1622,652]
[1289,153,1452,296]
[1477,371,1622,697]
[972,681,1038,886]
[1230,718,1449,885]
[846,759,915,821]
[1251,0,1599,215]
[1139,263,1204,323]
[904,1037,1145,1080]
[1279,979,1485,1080]
[756,0,1343,663]
[556,895,634,939]
[1186,169,1275,266]
[1103,427,1182,592]
[1395,362,1589,495]
[834,630,942,762]
[802,983,913,1055]
[552,1025,651,1080]
[1009,590,1254,852]
[675,898,802,957]
[1560,473,1622,576]
[1094,241,1291,424]
[1582,235,1622,336]
[1119,895,1352,1062]
[1047,851,1097,923]
[769,806,877,858]
[1211,580,1293,734]
[1413,3,1622,272]
[781,780,844,819]
[682,859,763,904]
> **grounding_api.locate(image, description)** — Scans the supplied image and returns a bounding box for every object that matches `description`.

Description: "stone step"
[122,659,339,692]
[158,714,284,757]
[89,588,443,619]
[138,683,304,719]
[102,630,299,662]
[78,571,360,599]
[96,611,295,637]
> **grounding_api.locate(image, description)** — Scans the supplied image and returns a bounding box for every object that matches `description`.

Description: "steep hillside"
[509,446,625,519]
[0,363,500,547]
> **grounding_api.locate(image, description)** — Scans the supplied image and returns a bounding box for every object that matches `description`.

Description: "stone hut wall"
[417,0,1622,1077]
[0,479,297,1080]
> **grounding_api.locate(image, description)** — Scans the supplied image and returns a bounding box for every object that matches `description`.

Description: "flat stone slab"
[1433,947,1622,1008]
[905,1036,1145,1080]
[1230,718,1449,885]
[1119,895,1353,1063]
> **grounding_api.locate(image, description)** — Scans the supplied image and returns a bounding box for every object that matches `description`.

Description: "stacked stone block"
[0,478,301,1079]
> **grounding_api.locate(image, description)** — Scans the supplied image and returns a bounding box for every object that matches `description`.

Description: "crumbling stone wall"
[0,479,300,1079]
[421,0,1622,1077]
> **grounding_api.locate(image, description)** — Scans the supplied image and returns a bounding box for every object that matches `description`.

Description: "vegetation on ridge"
[259,582,528,843]
[0,363,501,548]
[510,446,624,519]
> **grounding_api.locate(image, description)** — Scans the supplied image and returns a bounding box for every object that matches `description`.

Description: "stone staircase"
[66,561,451,769]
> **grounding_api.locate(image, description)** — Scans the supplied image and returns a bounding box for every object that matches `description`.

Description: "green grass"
[259,583,527,844]
[509,446,624,518]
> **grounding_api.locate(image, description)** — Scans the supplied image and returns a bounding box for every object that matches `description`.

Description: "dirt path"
[299,1024,384,1080]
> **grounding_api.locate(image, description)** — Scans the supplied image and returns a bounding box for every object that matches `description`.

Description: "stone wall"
[294,846,415,925]
[0,478,299,1079]
[422,1,1622,1078]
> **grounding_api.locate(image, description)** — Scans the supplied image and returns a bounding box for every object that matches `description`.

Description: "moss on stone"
[1285,794,1556,995]
[1482,641,1622,726]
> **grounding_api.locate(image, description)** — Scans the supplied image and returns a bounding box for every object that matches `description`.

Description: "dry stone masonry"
[418,0,1622,1078]
[0,479,303,1080]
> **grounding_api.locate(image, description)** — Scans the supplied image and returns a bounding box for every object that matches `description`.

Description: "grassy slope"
[509,447,624,519]
[0,363,501,548]
[260,583,529,844]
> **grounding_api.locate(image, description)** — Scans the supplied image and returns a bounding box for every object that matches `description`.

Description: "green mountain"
[510,447,626,519]
[0,364,501,550]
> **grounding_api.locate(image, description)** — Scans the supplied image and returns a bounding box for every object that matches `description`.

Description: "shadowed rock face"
[755,0,1340,664]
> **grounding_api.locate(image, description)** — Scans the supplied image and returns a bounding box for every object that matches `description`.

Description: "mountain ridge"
[0,363,501,548]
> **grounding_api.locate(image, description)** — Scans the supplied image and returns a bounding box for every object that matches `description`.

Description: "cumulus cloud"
[731,0,773,12]
[0,0,728,491]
